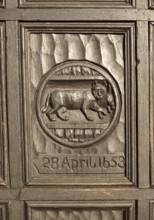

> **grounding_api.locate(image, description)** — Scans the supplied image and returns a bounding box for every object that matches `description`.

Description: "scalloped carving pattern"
[29,34,124,158]
[31,209,124,220]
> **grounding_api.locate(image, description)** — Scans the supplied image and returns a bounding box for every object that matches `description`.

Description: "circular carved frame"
[35,60,122,148]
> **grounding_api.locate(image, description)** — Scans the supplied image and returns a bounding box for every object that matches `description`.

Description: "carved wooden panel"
[26,201,136,220]
[0,23,9,187]
[19,0,135,8]
[20,22,136,186]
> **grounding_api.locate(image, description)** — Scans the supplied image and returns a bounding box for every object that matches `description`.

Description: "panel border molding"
[26,200,136,220]
[0,22,9,187]
[150,22,154,187]
[19,0,135,9]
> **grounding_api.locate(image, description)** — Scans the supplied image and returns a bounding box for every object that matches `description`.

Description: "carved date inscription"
[36,60,122,148]
[34,153,125,174]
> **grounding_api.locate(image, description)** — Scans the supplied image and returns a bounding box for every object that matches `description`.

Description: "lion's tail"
[41,94,50,113]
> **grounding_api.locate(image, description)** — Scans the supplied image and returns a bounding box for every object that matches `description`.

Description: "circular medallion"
[35,60,122,148]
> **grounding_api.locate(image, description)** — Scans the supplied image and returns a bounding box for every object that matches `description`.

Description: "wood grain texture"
[137,21,149,188]
[6,0,17,8]
[0,9,152,21]
[6,21,23,188]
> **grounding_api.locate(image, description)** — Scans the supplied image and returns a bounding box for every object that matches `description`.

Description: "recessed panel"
[27,201,136,220]
[19,0,135,8]
[0,23,9,186]
[21,22,136,186]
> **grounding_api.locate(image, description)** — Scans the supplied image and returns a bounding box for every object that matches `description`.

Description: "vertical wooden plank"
[150,23,153,188]
[150,23,154,188]
[0,22,9,187]
[137,21,150,188]
[138,200,149,220]
[6,21,24,188]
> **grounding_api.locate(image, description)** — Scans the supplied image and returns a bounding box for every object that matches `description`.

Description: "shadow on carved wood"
[20,22,136,186]
[150,22,154,187]
[0,0,4,7]
[19,0,135,8]
[0,23,9,187]
[149,0,154,8]
[26,201,136,220]
[150,201,154,220]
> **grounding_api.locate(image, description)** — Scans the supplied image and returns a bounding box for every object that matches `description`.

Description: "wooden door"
[0,0,153,219]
